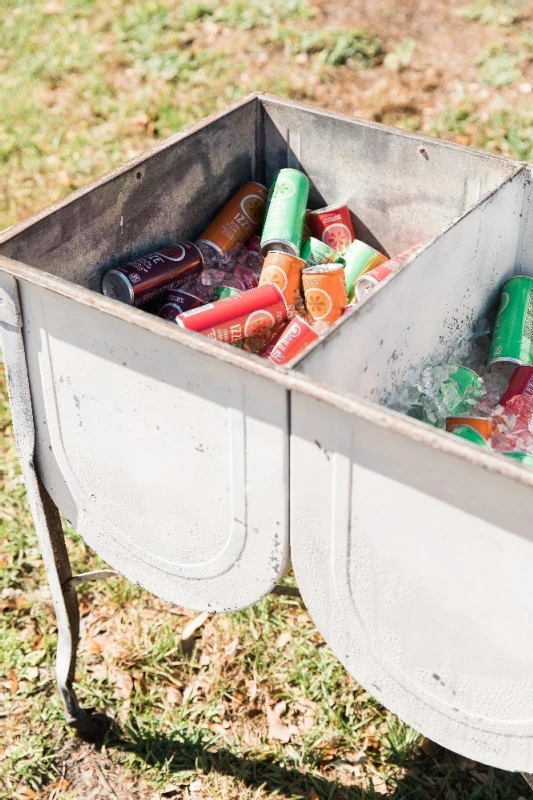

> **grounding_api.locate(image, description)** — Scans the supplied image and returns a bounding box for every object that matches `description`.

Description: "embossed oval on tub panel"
[21,281,289,612]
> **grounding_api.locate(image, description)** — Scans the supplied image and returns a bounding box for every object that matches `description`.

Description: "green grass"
[456,0,524,26]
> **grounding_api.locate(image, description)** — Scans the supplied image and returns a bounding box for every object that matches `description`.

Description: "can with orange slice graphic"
[196,182,268,255]
[302,263,347,326]
[261,315,319,365]
[309,203,355,253]
[261,169,309,257]
[176,284,288,344]
[259,250,305,310]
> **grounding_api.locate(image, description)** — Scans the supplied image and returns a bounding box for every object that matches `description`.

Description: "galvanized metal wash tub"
[0,93,530,772]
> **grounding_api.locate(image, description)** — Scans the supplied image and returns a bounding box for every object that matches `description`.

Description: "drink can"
[196,182,268,255]
[445,416,493,440]
[499,366,533,405]
[302,210,313,244]
[158,289,204,321]
[260,168,309,257]
[451,424,491,448]
[489,276,533,365]
[261,315,319,365]
[309,203,355,253]
[259,250,305,309]
[343,240,387,301]
[212,286,242,300]
[504,451,533,468]
[354,263,395,302]
[302,263,348,325]
[176,284,288,344]
[247,233,262,257]
[443,366,484,415]
[102,242,203,306]
[354,242,424,302]
[301,237,344,267]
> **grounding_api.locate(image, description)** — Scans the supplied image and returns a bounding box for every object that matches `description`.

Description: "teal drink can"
[451,424,491,448]
[504,451,533,468]
[301,237,344,267]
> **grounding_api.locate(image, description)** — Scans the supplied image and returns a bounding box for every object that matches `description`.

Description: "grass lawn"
[1,0,533,797]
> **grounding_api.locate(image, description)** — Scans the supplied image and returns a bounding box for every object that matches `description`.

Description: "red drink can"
[499,366,533,405]
[176,284,288,344]
[158,289,204,322]
[261,315,319,365]
[353,242,424,301]
[102,242,203,307]
[309,203,355,253]
[354,262,395,301]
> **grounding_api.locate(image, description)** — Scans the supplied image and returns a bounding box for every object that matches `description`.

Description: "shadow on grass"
[101,722,528,800]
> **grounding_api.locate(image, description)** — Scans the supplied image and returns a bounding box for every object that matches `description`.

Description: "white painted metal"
[18,280,290,611]
[291,166,533,771]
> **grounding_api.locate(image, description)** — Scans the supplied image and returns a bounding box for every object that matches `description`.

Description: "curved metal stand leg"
[1,272,110,740]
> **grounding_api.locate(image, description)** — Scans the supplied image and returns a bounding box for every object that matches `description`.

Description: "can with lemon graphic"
[489,276,533,365]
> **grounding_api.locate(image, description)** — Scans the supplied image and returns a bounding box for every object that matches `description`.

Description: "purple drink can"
[158,290,204,322]
[102,242,203,306]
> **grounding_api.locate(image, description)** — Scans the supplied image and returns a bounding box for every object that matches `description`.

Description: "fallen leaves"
[265,700,299,743]
[181,612,209,642]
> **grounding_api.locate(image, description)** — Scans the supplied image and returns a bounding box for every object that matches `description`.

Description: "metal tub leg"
[0,270,110,739]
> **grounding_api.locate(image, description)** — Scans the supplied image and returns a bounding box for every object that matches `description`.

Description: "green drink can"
[342,240,388,301]
[442,366,484,415]
[301,237,345,267]
[212,286,241,300]
[261,169,309,258]
[489,276,533,366]
[504,451,533,468]
[451,424,491,448]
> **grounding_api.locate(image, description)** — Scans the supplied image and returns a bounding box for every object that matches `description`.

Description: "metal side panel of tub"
[0,94,260,292]
[259,95,519,257]
[290,388,533,772]
[16,278,289,612]
[292,165,527,401]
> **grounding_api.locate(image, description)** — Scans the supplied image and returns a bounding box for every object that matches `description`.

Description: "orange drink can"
[259,250,305,310]
[302,263,347,325]
[196,182,268,255]
[445,416,493,440]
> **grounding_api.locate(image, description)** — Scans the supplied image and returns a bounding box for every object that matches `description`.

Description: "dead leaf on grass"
[14,787,38,799]
[110,668,134,700]
[165,685,183,705]
[84,636,105,655]
[181,612,209,641]
[275,631,292,649]
[9,671,19,694]
[266,700,298,743]
[223,637,239,658]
